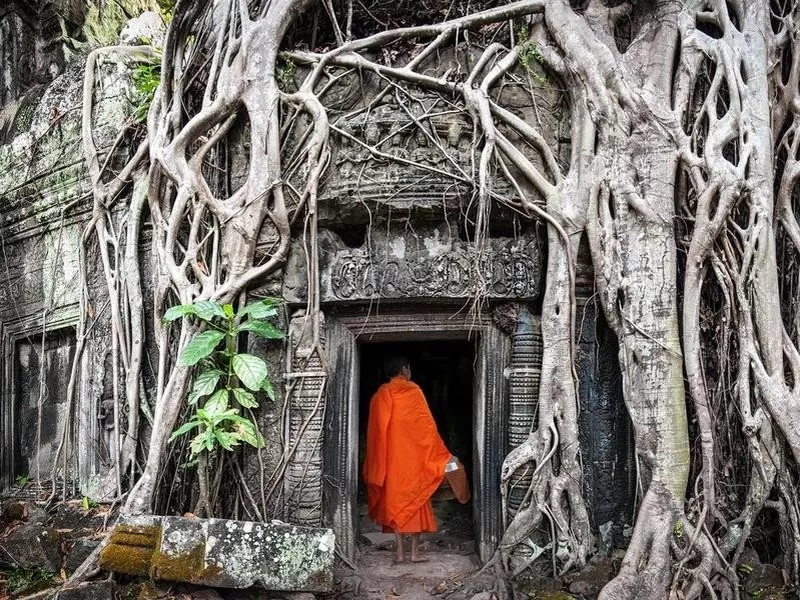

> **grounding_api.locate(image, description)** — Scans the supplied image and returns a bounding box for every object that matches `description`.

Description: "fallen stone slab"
[54,580,117,600]
[64,537,101,573]
[0,523,63,571]
[99,515,334,592]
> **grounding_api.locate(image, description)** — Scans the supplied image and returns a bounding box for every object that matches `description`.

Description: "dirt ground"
[332,498,487,600]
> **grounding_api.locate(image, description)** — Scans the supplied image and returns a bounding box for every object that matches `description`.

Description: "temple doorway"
[357,340,476,553]
[320,309,509,564]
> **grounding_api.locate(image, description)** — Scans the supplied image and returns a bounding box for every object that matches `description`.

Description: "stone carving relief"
[329,241,540,300]
[285,225,542,303]
[319,101,476,211]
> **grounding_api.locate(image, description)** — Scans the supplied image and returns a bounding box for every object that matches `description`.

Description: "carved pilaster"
[507,308,542,513]
[321,319,358,560]
[284,315,327,526]
[474,323,511,561]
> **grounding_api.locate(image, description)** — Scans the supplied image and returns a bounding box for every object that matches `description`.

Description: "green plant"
[518,39,549,86]
[131,58,161,123]
[4,566,57,594]
[14,474,30,489]
[165,298,283,457]
[81,495,99,510]
[673,519,683,538]
[156,0,175,22]
[277,58,296,91]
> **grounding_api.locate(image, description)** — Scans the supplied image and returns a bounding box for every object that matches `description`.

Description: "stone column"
[506,307,542,514]
[283,314,327,526]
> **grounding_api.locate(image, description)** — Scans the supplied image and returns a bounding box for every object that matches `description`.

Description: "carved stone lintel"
[284,226,542,304]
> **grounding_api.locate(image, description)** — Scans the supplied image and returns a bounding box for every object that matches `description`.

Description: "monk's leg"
[394,531,405,563]
[410,533,422,562]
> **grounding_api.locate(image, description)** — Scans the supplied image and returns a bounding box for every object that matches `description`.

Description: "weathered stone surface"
[63,538,101,574]
[100,516,335,592]
[0,523,62,571]
[0,1,86,108]
[0,499,26,526]
[50,501,109,532]
[0,49,139,497]
[566,556,615,597]
[55,580,117,600]
[119,11,165,47]
[284,226,541,304]
[743,564,786,600]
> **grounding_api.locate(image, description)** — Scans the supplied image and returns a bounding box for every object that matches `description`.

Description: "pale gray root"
[124,0,319,515]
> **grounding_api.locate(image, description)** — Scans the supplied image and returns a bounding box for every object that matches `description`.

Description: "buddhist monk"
[362,355,454,563]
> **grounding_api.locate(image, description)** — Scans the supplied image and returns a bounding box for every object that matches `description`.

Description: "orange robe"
[363,376,451,533]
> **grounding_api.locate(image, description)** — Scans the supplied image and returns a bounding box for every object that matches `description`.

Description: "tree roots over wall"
[65,0,800,598]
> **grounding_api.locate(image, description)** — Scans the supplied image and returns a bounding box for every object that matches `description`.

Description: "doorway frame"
[322,308,510,562]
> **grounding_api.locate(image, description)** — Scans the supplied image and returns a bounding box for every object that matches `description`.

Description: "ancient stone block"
[119,11,165,47]
[50,501,110,532]
[743,564,786,600]
[0,499,25,526]
[100,516,335,592]
[63,538,101,574]
[55,580,117,600]
[0,523,62,571]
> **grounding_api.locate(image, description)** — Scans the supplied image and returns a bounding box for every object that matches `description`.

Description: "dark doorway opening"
[357,340,475,551]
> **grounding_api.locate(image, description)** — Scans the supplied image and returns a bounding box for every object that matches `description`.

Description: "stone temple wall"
[277,53,634,558]
[0,51,139,498]
[0,31,634,560]
[0,1,86,111]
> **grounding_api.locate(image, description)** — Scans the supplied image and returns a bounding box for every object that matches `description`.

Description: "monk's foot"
[393,555,405,564]
[409,555,429,563]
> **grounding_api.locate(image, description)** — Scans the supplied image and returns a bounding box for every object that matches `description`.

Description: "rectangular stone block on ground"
[99,515,334,592]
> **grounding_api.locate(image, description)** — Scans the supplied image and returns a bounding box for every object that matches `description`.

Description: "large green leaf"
[169,419,201,441]
[234,419,264,448]
[204,428,216,452]
[214,430,239,451]
[204,389,229,416]
[261,378,276,402]
[231,353,268,391]
[237,299,281,320]
[188,369,224,404]
[211,408,243,426]
[194,300,227,322]
[178,330,225,366]
[231,387,258,409]
[237,320,284,340]
[162,304,196,322]
[190,431,206,455]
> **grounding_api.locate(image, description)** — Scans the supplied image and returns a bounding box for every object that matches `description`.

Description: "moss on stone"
[109,532,159,548]
[151,538,205,583]
[99,524,161,576]
[99,544,154,577]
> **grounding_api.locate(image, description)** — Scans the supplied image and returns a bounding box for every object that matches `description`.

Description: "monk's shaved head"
[384,355,411,379]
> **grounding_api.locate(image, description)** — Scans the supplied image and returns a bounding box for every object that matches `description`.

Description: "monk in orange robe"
[363,356,453,563]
